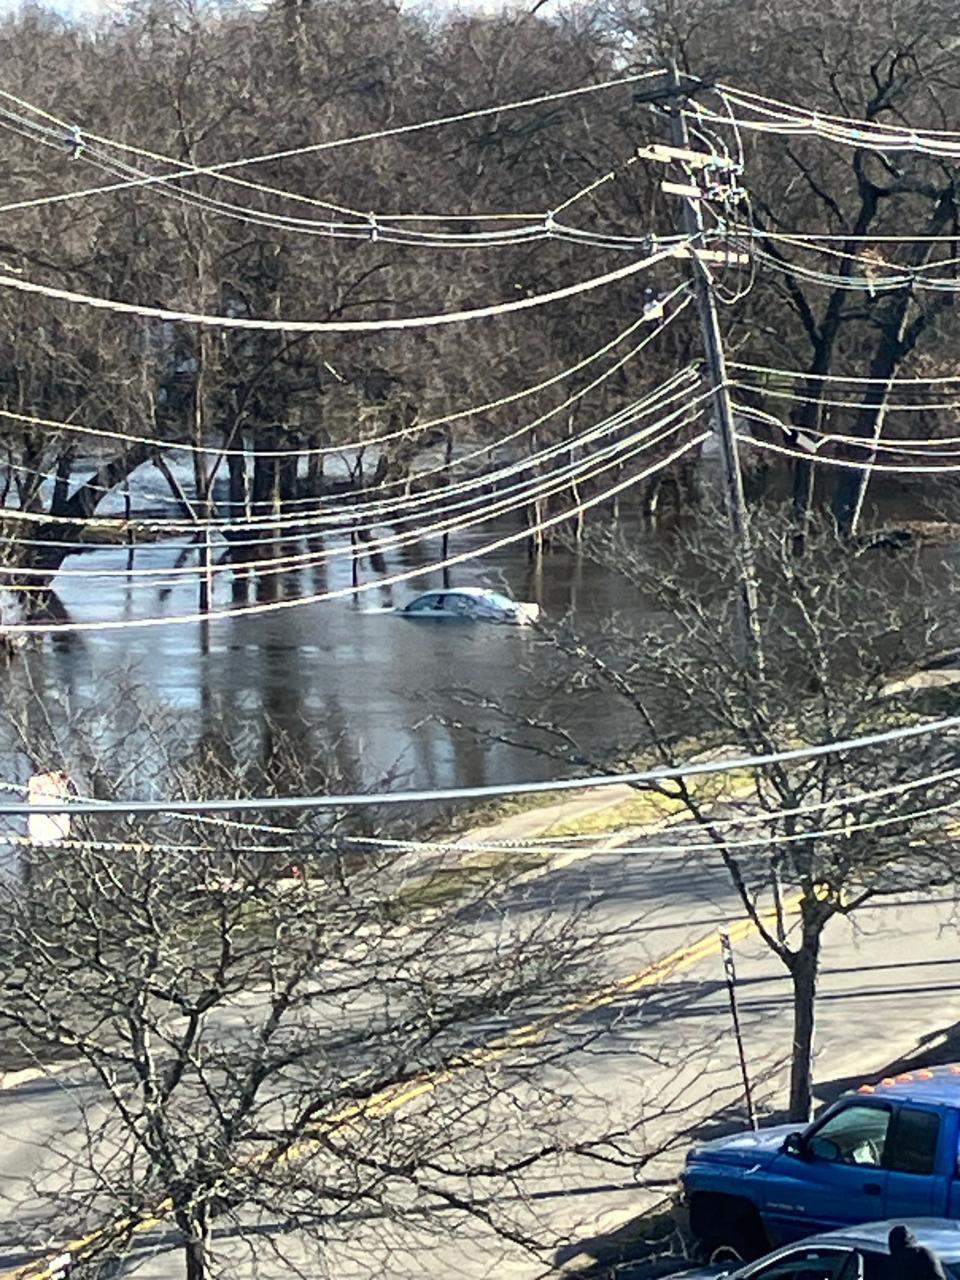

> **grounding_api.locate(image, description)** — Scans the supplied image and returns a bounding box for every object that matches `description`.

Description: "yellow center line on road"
[8,894,802,1280]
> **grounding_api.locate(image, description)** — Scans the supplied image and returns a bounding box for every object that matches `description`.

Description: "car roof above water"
[445,586,513,601]
[411,587,515,605]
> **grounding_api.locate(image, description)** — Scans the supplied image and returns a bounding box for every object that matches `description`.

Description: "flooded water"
[1,453,955,801]
[5,514,655,799]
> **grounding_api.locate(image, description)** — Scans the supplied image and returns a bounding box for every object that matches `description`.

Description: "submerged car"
[665,1217,960,1278]
[399,587,540,625]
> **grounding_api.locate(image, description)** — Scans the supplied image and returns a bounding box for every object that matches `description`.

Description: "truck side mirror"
[781,1131,806,1158]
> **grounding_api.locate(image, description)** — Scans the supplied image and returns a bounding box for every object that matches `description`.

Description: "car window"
[431,594,446,610]
[807,1104,890,1167]
[748,1246,861,1279]
[860,1251,889,1280]
[886,1105,940,1174]
[449,595,473,614]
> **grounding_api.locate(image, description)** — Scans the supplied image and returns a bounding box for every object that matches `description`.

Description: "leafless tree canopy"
[471,504,960,1119]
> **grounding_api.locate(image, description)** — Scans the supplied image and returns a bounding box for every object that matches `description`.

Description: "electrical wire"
[0,70,665,219]
[702,84,960,156]
[5,709,960,815]
[0,240,686,332]
[742,225,960,278]
[7,758,960,860]
[440,764,960,848]
[728,379,960,416]
[0,289,689,469]
[0,345,698,557]
[4,788,958,858]
[0,104,660,257]
[343,792,960,859]
[748,243,960,294]
[0,390,705,588]
[0,415,710,632]
[730,359,960,387]
[0,384,707,587]
[0,107,635,254]
[6,400,703,595]
[0,308,696,544]
[733,404,960,473]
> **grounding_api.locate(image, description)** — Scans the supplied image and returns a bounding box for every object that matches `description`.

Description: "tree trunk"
[251,448,278,567]
[832,193,956,536]
[176,1206,210,1280]
[787,923,821,1123]
[226,449,250,602]
[790,360,832,554]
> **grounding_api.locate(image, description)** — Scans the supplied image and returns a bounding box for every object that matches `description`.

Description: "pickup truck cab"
[680,1068,960,1261]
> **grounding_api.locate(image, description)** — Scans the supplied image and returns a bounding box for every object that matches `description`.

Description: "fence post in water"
[441,429,453,588]
[567,412,584,543]
[123,479,135,575]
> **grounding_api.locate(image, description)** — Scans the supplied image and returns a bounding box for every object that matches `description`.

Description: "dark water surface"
[1,458,955,800]
[5,516,659,797]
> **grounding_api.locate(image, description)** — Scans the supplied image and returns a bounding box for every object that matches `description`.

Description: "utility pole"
[646,67,762,663]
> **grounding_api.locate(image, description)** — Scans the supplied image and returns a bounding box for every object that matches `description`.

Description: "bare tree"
[456,504,960,1135]
[0,685,716,1280]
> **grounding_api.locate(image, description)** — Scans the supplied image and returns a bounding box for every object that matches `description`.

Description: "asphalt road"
[2,825,959,1280]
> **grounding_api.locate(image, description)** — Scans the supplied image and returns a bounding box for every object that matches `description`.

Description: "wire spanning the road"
[730,360,960,387]
[6,760,960,862]
[3,711,959,816]
[0,294,692,528]
[703,83,960,155]
[732,406,960,474]
[0,418,709,631]
[0,361,701,562]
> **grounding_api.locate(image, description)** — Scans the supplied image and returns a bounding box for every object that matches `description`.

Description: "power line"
[732,406,960,474]
[730,360,960,387]
[0,419,709,632]
[0,70,666,218]
[4,710,958,816]
[0,241,684,332]
[704,84,960,155]
[0,291,688,470]
[0,352,699,550]
[0,391,705,588]
[431,765,960,848]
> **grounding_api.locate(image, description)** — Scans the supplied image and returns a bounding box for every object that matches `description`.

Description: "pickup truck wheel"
[689,1193,767,1264]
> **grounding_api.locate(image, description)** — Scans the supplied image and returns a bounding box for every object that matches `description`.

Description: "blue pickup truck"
[680,1068,960,1262]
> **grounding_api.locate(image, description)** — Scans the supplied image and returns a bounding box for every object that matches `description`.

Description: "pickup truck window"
[806,1103,890,1167]
[885,1105,941,1175]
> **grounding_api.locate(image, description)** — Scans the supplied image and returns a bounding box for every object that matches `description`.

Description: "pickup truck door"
[882,1102,949,1218]
[760,1101,891,1241]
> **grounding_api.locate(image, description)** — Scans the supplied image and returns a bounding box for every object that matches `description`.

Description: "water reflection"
[3,514,649,797]
[4,470,955,798]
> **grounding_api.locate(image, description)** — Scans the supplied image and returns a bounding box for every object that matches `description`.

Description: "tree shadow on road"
[552,1200,693,1280]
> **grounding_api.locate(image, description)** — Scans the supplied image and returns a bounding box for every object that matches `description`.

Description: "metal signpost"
[720,928,757,1130]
